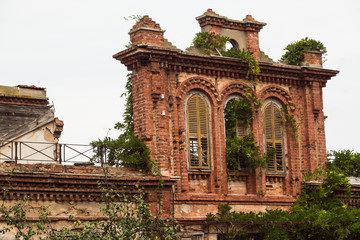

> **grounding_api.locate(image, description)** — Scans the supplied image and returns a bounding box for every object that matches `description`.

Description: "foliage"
[192,32,229,55]
[280,37,327,66]
[0,197,51,240]
[281,105,300,142]
[123,14,143,21]
[0,186,179,240]
[207,164,360,240]
[91,133,153,171]
[327,150,360,177]
[91,74,155,172]
[222,49,260,76]
[115,73,134,135]
[226,135,274,171]
[191,32,260,77]
[224,98,253,139]
[224,98,274,172]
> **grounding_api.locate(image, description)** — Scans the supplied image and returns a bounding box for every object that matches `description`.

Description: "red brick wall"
[115,12,338,220]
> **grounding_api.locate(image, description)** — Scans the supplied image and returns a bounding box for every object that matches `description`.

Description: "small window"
[263,100,285,173]
[191,234,203,240]
[186,94,210,170]
[225,39,239,51]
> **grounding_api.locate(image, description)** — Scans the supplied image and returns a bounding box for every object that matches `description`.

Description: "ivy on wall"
[91,74,156,173]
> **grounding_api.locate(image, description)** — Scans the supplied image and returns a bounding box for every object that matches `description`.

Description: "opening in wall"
[263,99,285,173]
[186,92,211,171]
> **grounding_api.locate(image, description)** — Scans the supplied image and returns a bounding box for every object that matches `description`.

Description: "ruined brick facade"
[113,9,339,237]
[0,9,340,240]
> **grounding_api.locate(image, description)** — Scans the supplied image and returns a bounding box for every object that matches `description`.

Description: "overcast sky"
[1,0,359,152]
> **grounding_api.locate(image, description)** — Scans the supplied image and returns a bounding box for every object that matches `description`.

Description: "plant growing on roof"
[91,74,156,173]
[280,37,327,66]
[191,32,260,77]
[192,32,229,55]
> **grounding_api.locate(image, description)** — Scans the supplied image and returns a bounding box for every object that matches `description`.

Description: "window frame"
[185,91,211,171]
[224,95,249,171]
[262,99,286,174]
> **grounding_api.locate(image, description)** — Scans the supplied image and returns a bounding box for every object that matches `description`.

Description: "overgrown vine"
[91,74,156,173]
[281,103,302,143]
[191,32,273,173]
[224,98,274,174]
[191,32,260,77]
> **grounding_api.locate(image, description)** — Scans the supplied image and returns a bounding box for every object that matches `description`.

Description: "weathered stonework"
[0,85,64,164]
[0,9,341,240]
[0,162,176,238]
[113,9,339,238]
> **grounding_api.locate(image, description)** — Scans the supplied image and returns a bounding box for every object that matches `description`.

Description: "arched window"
[186,93,210,170]
[263,99,285,173]
[224,97,252,171]
[225,39,239,51]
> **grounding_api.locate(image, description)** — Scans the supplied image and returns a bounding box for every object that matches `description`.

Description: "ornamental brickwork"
[113,9,339,231]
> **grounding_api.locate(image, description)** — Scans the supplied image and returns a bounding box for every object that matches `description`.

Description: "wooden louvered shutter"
[236,120,247,170]
[264,102,284,173]
[187,95,210,169]
[236,120,247,139]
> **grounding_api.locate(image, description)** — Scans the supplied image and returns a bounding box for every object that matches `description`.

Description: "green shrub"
[280,37,327,66]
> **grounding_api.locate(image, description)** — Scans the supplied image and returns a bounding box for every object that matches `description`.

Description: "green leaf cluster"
[224,99,274,172]
[327,150,360,177]
[207,162,360,240]
[0,198,51,240]
[222,49,260,76]
[226,135,271,171]
[224,98,252,139]
[191,32,260,76]
[91,74,155,172]
[192,32,229,55]
[0,187,180,240]
[280,37,327,66]
[91,133,153,171]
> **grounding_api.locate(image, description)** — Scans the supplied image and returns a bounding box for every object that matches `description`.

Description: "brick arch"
[176,76,219,105]
[220,82,251,104]
[259,85,295,111]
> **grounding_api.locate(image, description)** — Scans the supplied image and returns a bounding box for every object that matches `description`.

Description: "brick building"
[113,9,339,238]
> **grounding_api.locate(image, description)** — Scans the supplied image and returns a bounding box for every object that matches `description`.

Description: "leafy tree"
[327,150,360,177]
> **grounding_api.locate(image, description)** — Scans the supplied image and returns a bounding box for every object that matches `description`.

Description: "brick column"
[129,16,165,47]
[301,51,323,68]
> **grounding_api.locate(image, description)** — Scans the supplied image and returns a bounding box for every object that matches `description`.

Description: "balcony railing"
[0,141,107,166]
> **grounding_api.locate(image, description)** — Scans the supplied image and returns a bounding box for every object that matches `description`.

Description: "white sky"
[1,0,359,152]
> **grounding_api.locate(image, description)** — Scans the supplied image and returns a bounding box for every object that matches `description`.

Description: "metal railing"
[0,141,107,167]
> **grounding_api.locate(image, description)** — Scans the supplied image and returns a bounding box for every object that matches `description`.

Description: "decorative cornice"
[0,96,49,107]
[114,46,339,87]
[196,11,266,32]
[0,164,175,202]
